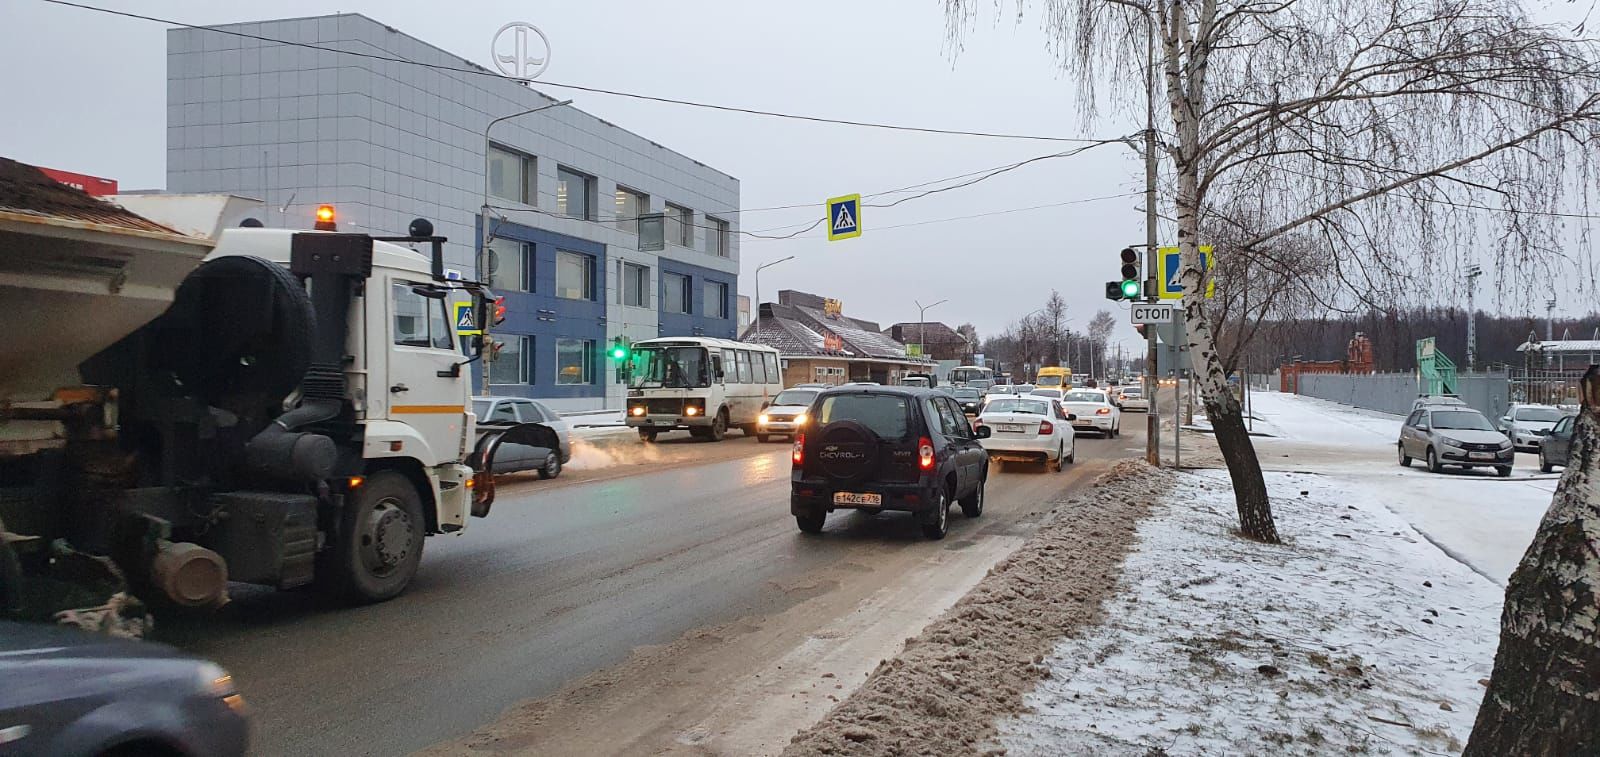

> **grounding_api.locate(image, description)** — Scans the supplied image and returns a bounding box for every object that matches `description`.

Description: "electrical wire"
[40,0,1114,144]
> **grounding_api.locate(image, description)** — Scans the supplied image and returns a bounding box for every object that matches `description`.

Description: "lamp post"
[913,298,948,365]
[752,255,796,340]
[480,99,574,282]
[1465,264,1482,370]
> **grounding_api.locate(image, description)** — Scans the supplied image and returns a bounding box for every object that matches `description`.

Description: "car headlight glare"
[758,414,769,425]
[794,413,807,425]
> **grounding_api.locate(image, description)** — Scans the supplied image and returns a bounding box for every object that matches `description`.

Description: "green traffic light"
[611,348,627,359]
[1120,279,1141,298]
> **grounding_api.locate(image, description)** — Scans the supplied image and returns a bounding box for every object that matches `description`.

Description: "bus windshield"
[630,346,710,389]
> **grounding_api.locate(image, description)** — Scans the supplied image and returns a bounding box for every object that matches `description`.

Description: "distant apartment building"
[165,13,739,410]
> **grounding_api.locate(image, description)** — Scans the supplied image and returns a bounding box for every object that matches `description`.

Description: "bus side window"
[763,353,780,385]
[750,350,768,384]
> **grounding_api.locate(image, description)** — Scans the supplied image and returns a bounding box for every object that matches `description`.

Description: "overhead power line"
[40,0,1113,144]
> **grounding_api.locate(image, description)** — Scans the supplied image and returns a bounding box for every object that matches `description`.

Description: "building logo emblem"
[491,22,551,79]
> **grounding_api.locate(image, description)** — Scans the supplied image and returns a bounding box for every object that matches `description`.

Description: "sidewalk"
[1247,391,1554,585]
[998,468,1502,755]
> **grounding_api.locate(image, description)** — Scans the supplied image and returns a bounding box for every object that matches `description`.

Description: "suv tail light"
[1038,420,1054,435]
[792,433,805,467]
[918,436,936,471]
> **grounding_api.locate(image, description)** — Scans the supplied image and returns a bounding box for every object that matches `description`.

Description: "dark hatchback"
[951,387,985,415]
[790,386,990,540]
[0,622,249,756]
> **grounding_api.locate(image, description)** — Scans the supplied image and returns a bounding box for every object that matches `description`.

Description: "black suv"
[790,386,991,539]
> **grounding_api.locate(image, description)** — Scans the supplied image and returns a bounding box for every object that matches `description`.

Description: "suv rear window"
[818,393,910,439]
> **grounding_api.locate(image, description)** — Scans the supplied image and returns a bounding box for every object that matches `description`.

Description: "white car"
[977,395,1076,471]
[1115,386,1150,412]
[1029,388,1065,401]
[1062,388,1121,438]
[756,386,823,441]
[1498,403,1564,451]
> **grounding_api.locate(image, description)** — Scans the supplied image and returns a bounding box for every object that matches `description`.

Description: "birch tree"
[946,0,1600,542]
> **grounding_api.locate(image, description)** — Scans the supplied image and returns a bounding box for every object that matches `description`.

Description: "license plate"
[996,423,1025,432]
[1469,452,1494,460]
[833,492,882,506]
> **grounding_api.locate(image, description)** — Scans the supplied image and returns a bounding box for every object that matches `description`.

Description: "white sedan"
[1062,389,1122,438]
[976,395,1076,472]
[1115,386,1150,412]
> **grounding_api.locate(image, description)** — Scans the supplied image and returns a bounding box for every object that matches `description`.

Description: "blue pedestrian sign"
[454,302,482,336]
[826,193,862,241]
[1157,245,1215,300]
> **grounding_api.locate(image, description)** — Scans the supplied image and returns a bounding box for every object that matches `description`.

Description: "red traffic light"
[492,297,507,326]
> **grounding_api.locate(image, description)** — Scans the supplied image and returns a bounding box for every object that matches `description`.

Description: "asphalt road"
[155,422,1146,756]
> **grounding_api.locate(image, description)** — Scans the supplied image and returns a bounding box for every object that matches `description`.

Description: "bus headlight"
[630,406,646,417]
[685,406,699,416]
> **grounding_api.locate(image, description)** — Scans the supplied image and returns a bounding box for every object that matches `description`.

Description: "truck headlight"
[794,413,807,425]
[758,414,769,425]
[685,406,699,416]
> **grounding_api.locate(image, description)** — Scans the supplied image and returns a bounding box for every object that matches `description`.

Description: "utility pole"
[1465,264,1482,371]
[1143,18,1161,467]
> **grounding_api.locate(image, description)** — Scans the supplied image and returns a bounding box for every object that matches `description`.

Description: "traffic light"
[609,337,630,361]
[492,296,507,327]
[1119,247,1142,299]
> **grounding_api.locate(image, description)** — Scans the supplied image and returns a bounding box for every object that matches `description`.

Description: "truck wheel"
[639,429,658,443]
[326,471,425,603]
[538,452,562,480]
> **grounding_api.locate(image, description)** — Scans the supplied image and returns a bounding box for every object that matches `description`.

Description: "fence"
[1508,367,1584,407]
[1296,370,1510,419]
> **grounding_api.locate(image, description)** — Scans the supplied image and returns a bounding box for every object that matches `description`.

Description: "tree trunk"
[1163,0,1279,543]
[1464,365,1600,755]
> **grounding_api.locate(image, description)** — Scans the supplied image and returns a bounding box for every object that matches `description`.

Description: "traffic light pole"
[1143,22,1161,468]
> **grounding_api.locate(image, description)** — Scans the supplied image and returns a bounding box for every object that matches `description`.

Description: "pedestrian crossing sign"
[1157,245,1215,300]
[454,302,482,335]
[826,193,861,241]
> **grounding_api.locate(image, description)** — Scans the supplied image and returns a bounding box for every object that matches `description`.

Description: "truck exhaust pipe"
[150,541,229,608]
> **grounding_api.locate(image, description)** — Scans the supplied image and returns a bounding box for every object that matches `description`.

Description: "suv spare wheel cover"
[816,420,881,482]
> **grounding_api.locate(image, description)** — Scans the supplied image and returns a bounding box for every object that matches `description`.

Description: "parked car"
[1498,403,1565,451]
[1115,386,1151,412]
[951,386,985,415]
[1412,394,1468,411]
[472,397,571,479]
[790,386,990,540]
[1399,406,1514,476]
[976,395,1076,471]
[0,621,250,756]
[1061,388,1122,437]
[757,387,823,442]
[1538,411,1580,472]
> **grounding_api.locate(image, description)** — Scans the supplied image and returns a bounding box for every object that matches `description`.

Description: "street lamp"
[913,298,947,366]
[752,255,796,339]
[479,99,574,283]
[1465,264,1482,370]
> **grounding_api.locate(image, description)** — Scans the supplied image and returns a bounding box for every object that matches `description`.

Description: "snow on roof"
[1516,340,1600,353]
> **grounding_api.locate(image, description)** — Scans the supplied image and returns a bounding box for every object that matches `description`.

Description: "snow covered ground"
[1247,391,1555,585]
[998,468,1504,755]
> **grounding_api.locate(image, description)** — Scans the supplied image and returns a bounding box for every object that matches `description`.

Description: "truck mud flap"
[471,422,559,517]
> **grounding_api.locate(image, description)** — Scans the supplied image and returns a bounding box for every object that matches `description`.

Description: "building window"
[556,166,595,221]
[704,280,728,319]
[392,283,454,350]
[489,335,530,384]
[556,250,593,300]
[622,262,650,307]
[704,215,729,257]
[663,272,691,314]
[486,239,529,292]
[556,338,593,385]
[666,203,693,247]
[487,144,534,205]
[614,186,648,233]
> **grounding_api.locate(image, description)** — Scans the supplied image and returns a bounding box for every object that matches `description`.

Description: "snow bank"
[783,461,1175,756]
[998,469,1503,755]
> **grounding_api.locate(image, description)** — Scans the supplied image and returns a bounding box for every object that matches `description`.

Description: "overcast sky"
[4,0,1594,355]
